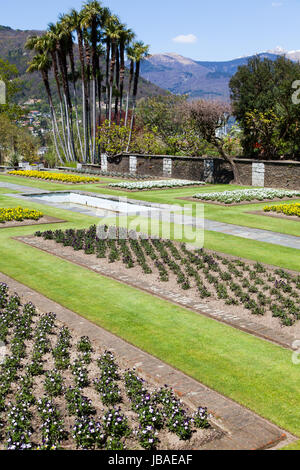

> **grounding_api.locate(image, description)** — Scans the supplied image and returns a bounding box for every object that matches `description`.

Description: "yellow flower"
[0,207,43,223]
[264,203,300,218]
[8,170,99,184]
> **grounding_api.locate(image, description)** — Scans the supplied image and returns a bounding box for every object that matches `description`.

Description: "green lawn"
[0,183,300,271]
[282,440,300,450]
[0,194,299,440]
[1,174,299,238]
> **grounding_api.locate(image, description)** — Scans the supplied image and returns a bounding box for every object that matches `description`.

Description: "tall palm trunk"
[56,43,76,161]
[119,40,126,123]
[50,50,69,161]
[105,39,111,120]
[109,40,117,125]
[69,41,84,161]
[84,36,92,161]
[97,57,103,164]
[114,44,120,123]
[127,60,140,152]
[125,59,134,128]
[76,27,89,162]
[91,18,98,163]
[41,70,63,164]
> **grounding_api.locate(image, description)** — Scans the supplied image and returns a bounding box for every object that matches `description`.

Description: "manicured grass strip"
[0,221,300,436]
[0,193,300,272]
[114,214,300,272]
[0,188,19,194]
[1,174,300,237]
[281,440,300,450]
[204,230,300,272]
[0,174,123,192]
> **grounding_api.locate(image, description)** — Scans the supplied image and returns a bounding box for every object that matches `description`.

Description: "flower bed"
[8,170,100,184]
[0,207,43,224]
[0,283,214,451]
[109,180,205,190]
[193,188,300,205]
[264,203,300,218]
[34,226,300,327]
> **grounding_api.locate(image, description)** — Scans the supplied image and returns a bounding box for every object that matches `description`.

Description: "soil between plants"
[0,216,66,229]
[104,184,206,193]
[17,235,300,340]
[247,210,300,221]
[0,288,222,451]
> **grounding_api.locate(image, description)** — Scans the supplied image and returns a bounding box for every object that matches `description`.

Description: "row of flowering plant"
[0,207,43,223]
[8,170,99,184]
[35,225,300,326]
[0,283,214,451]
[193,188,300,204]
[264,202,300,218]
[109,179,205,190]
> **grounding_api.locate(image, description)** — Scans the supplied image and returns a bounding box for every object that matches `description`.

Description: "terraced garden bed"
[108,180,205,191]
[191,189,300,205]
[7,171,100,185]
[0,207,43,224]
[0,283,220,451]
[264,203,300,218]
[0,207,65,228]
[31,226,300,329]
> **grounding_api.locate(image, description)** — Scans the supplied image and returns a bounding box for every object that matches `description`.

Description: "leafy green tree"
[0,114,38,165]
[184,99,241,183]
[136,95,187,142]
[0,59,23,120]
[97,119,130,157]
[245,109,284,159]
[230,55,300,158]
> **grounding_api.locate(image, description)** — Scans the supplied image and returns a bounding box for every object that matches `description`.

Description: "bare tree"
[184,99,241,184]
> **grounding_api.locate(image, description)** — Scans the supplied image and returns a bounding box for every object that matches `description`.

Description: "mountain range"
[0,25,299,104]
[0,25,167,106]
[139,49,300,101]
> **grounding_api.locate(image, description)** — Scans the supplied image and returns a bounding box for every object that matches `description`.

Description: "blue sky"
[1,0,300,61]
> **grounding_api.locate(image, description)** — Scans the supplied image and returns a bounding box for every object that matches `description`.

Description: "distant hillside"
[140,52,287,101]
[0,25,167,106]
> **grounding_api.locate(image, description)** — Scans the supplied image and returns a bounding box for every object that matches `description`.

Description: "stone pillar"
[163,158,173,177]
[252,162,265,187]
[129,156,137,174]
[204,159,215,183]
[101,154,108,172]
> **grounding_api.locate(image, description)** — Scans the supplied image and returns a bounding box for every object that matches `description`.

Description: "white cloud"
[172,34,197,44]
[272,2,283,7]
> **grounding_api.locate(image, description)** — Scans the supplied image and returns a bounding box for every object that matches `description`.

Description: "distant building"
[38,147,49,156]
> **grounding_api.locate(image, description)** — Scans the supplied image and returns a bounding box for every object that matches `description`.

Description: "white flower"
[109,180,205,190]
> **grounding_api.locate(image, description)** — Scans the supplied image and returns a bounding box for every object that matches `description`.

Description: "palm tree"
[48,22,77,162]
[119,27,135,123]
[63,8,89,162]
[42,31,70,161]
[25,3,148,166]
[104,15,123,125]
[25,34,69,161]
[126,41,150,151]
[27,54,63,164]
[125,44,135,128]
[80,1,109,162]
[59,14,84,161]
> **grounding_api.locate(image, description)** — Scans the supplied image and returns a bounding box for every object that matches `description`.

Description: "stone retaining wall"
[81,155,300,189]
